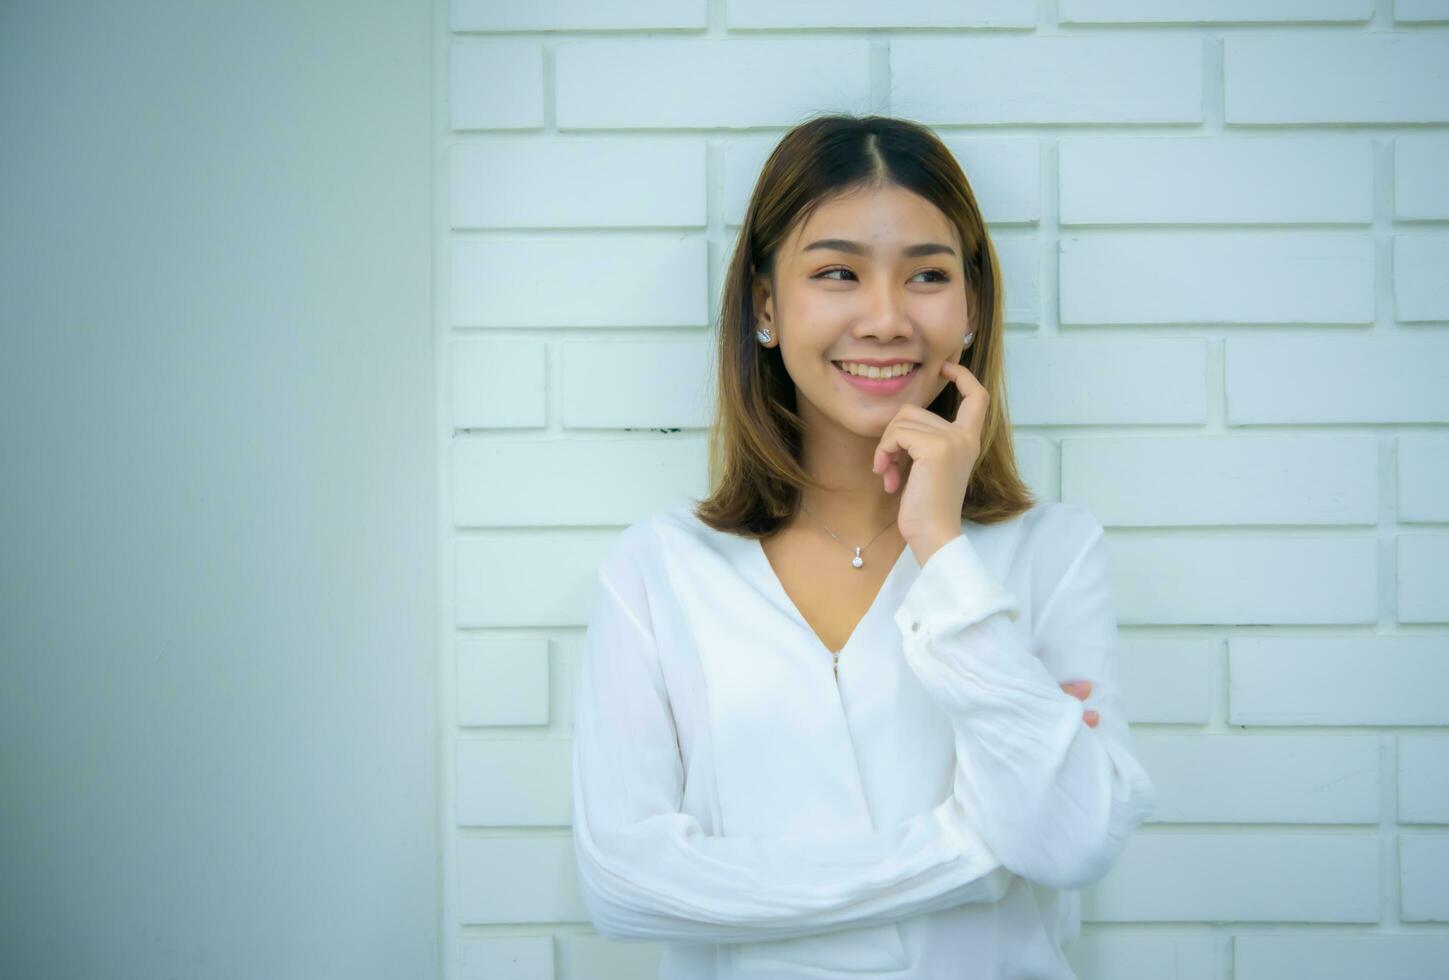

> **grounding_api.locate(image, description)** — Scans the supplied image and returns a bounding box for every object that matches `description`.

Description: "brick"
[720,137,779,229]
[1399,434,1449,523]
[1399,534,1449,623]
[552,635,586,739]
[1395,233,1449,322]
[1401,835,1449,921]
[1236,934,1449,980]
[1399,736,1449,824]
[457,835,584,923]
[452,0,706,30]
[995,232,1040,326]
[450,140,705,229]
[1395,135,1449,219]
[1226,336,1449,424]
[892,36,1202,124]
[1110,534,1376,626]
[1014,434,1050,503]
[1396,0,1449,21]
[1062,435,1377,526]
[1060,0,1371,22]
[1088,834,1378,922]
[451,237,709,327]
[1005,337,1207,426]
[561,339,712,429]
[1060,232,1374,325]
[728,0,1035,28]
[1230,636,1449,726]
[450,41,543,131]
[1117,636,1217,724]
[453,436,706,526]
[943,138,1041,225]
[452,339,547,430]
[457,738,572,826]
[1065,934,1223,980]
[1225,35,1449,124]
[572,933,664,979]
[455,529,616,627]
[556,39,871,129]
[1060,137,1372,225]
[1135,734,1379,824]
[457,637,551,727]
[460,936,554,980]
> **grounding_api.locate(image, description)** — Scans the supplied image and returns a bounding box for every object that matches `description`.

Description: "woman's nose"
[860,287,913,338]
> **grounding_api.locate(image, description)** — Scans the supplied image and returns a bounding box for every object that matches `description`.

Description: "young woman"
[571,115,1156,979]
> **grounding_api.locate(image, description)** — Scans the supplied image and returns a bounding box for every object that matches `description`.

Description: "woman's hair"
[693,113,1037,538]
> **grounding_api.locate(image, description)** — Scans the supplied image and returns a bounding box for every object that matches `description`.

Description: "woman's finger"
[872,419,933,492]
[940,360,988,432]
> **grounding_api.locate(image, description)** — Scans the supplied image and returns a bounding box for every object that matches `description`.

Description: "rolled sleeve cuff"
[893,533,1021,642]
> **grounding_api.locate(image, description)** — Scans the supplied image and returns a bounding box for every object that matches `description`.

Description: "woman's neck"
[796,432,905,541]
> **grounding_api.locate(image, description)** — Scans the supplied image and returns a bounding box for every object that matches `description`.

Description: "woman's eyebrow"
[802,238,957,259]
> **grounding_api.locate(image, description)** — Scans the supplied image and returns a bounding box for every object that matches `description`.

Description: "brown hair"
[693,113,1037,539]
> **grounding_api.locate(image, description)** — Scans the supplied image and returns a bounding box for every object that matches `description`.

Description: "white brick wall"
[438,2,1449,977]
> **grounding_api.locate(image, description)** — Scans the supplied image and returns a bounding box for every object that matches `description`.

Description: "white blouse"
[571,498,1156,979]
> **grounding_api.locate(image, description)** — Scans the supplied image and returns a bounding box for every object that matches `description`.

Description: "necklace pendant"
[851,546,864,569]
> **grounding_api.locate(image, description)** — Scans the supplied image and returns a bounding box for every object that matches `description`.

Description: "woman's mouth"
[831,360,920,395]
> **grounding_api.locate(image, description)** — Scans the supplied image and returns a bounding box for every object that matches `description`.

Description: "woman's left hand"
[1063,680,1100,727]
[871,360,988,565]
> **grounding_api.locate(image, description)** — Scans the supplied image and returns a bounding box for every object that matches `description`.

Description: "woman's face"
[752,183,971,440]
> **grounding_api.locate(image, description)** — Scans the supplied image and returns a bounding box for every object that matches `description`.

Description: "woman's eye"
[814,267,951,283]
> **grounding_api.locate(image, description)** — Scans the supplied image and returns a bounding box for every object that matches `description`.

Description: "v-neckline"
[751,534,916,659]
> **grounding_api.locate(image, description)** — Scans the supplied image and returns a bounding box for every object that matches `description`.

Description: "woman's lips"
[832,361,919,395]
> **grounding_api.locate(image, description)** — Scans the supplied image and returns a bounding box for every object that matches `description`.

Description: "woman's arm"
[892,505,1157,892]
[571,565,1013,945]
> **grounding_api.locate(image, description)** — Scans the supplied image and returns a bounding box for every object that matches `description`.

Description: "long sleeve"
[571,564,1015,945]
[891,509,1157,892]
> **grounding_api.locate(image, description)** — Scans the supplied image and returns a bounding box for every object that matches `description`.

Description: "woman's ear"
[752,274,774,330]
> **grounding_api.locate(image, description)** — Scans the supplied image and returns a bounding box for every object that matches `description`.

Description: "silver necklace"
[799,502,898,569]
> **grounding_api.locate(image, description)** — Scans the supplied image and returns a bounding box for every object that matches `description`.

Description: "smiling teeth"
[837,361,917,379]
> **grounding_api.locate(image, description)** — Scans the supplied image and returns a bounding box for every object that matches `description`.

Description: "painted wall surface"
[1,2,439,978]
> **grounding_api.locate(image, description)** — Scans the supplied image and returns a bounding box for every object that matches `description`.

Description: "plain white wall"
[443,2,1449,979]
[0,2,438,979]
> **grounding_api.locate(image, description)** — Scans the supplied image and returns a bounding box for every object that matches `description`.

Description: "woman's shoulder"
[970,497,1104,561]
[595,502,714,584]
[962,500,1108,614]
[1024,498,1104,550]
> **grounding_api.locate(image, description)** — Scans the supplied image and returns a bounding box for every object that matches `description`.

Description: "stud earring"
[963,330,974,348]
[756,326,771,344]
